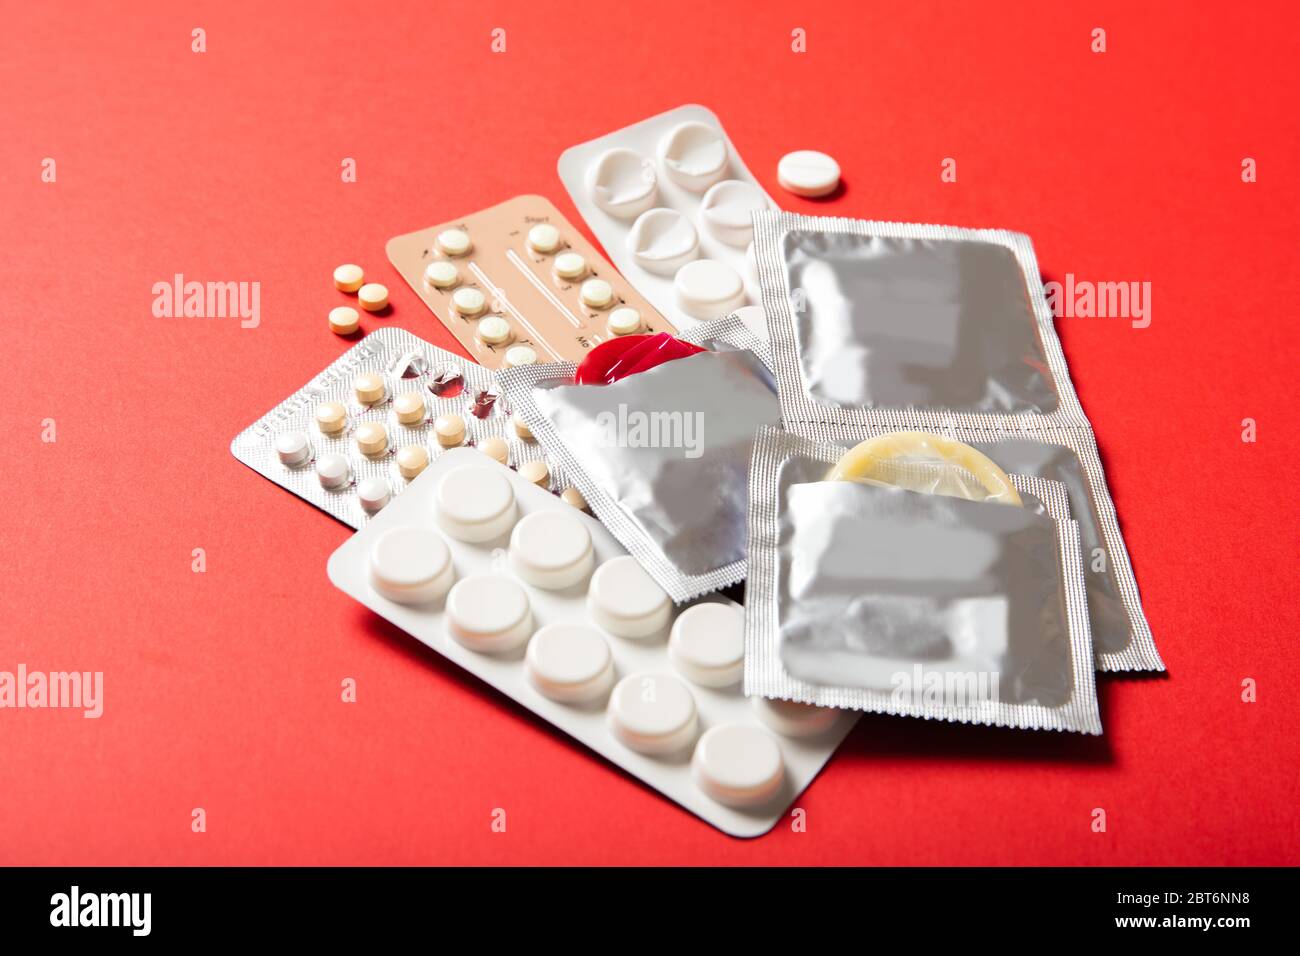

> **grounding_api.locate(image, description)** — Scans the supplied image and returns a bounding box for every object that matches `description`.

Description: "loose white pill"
[445,574,533,653]
[451,287,487,317]
[315,453,351,490]
[674,259,746,320]
[658,121,728,192]
[607,672,698,755]
[504,344,537,367]
[607,307,643,336]
[315,401,347,434]
[580,278,615,309]
[526,623,615,704]
[369,525,454,605]
[436,228,472,257]
[358,283,389,312]
[436,464,517,542]
[329,306,360,335]
[396,444,430,479]
[518,459,549,488]
[750,696,842,738]
[700,179,769,248]
[777,150,841,198]
[333,263,364,292]
[354,421,388,456]
[275,431,312,467]
[587,147,658,219]
[554,252,587,281]
[433,413,466,448]
[668,602,744,687]
[357,476,391,513]
[691,724,785,808]
[476,315,513,346]
[393,392,426,425]
[353,372,386,405]
[527,223,562,254]
[509,510,594,590]
[627,207,700,277]
[479,436,509,465]
[425,260,460,289]
[588,555,671,639]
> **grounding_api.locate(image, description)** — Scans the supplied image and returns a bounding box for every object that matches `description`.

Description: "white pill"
[674,259,746,320]
[354,421,388,456]
[358,283,389,312]
[333,263,364,292]
[668,602,744,687]
[451,287,486,317]
[525,622,615,704]
[607,672,697,755]
[777,150,841,198]
[436,228,472,257]
[751,696,842,738]
[275,431,312,467]
[733,304,768,342]
[477,315,513,346]
[329,306,360,335]
[315,453,351,490]
[607,307,643,336]
[691,724,785,808]
[436,464,517,542]
[554,252,587,281]
[587,147,658,219]
[527,223,561,254]
[658,121,728,192]
[425,260,460,288]
[509,510,594,590]
[588,555,671,639]
[369,525,454,605]
[580,278,615,309]
[445,574,533,653]
[504,344,537,367]
[353,372,386,405]
[627,208,700,277]
[700,179,769,248]
[357,476,391,513]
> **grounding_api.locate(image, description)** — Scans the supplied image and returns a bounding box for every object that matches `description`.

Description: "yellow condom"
[826,431,1023,507]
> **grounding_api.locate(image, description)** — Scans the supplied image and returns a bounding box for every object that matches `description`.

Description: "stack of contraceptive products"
[232,104,1160,837]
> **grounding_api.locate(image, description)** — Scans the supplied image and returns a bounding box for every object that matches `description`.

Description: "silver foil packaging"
[498,315,778,602]
[745,427,1101,734]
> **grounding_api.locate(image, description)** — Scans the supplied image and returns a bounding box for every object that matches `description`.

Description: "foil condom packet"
[745,426,1102,734]
[497,315,778,602]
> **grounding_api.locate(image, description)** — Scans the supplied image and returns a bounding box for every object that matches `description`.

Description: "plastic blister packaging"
[327,447,857,837]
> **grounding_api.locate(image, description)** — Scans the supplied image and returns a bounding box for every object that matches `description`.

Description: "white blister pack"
[327,447,857,837]
[231,328,554,529]
[558,104,777,329]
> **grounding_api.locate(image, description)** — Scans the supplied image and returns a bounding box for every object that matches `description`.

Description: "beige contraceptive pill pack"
[328,447,858,837]
[386,195,676,369]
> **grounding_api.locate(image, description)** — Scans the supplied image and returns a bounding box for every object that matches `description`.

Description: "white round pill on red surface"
[509,510,594,590]
[436,464,517,542]
[658,121,728,192]
[668,602,744,687]
[358,283,389,312]
[587,147,658,219]
[333,263,364,292]
[627,208,700,277]
[526,622,615,704]
[674,259,745,320]
[777,150,841,198]
[445,574,533,653]
[700,179,768,248]
[369,526,454,605]
[329,306,360,335]
[607,672,697,755]
[588,555,671,639]
[692,723,785,808]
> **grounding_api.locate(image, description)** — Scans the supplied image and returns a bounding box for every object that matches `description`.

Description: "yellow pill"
[519,459,549,488]
[315,401,347,435]
[358,283,389,312]
[393,392,426,425]
[329,306,360,335]
[353,373,386,405]
[355,421,389,456]
[480,436,509,465]
[435,413,466,448]
[561,487,588,512]
[513,417,534,442]
[334,264,364,292]
[396,445,430,479]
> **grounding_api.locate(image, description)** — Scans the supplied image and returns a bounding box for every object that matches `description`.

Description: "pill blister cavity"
[658,121,728,192]
[587,147,658,219]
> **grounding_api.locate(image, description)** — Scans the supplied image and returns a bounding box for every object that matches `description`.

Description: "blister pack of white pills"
[327,447,857,836]
[231,328,555,529]
[558,104,777,328]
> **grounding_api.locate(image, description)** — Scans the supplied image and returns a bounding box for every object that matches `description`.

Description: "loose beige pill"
[561,486,588,512]
[477,316,513,347]
[580,278,615,309]
[451,287,487,317]
[554,252,587,281]
[393,392,426,425]
[607,307,642,336]
[329,306,360,335]
[355,421,389,456]
[334,263,364,292]
[437,228,472,257]
[504,344,537,368]
[358,283,389,312]
[425,260,459,289]
[480,436,509,465]
[315,401,347,434]
[513,416,534,442]
[527,223,561,254]
[519,459,549,488]
[353,372,386,405]
[435,413,466,448]
[396,444,430,479]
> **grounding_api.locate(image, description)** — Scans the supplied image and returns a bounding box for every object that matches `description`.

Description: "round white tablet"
[700,179,769,248]
[658,121,728,192]
[358,283,389,312]
[329,306,360,335]
[691,723,785,808]
[436,228,472,257]
[674,259,746,320]
[333,263,364,292]
[315,453,351,490]
[527,223,562,254]
[445,574,533,653]
[607,307,643,336]
[587,147,658,219]
[580,278,614,309]
[588,555,671,639]
[504,344,537,367]
[436,464,517,542]
[607,672,697,755]
[275,431,312,467]
[777,150,841,198]
[451,287,486,317]
[477,315,513,346]
[668,602,744,687]
[751,696,842,738]
[357,476,391,514]
[525,622,615,703]
[509,510,594,590]
[554,252,587,281]
[369,525,454,605]
[733,304,768,342]
[424,260,460,289]
[627,208,700,277]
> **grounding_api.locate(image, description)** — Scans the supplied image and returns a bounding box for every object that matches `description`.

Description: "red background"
[3,0,1297,865]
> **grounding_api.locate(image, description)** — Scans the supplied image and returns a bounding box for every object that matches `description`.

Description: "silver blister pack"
[497,315,778,602]
[231,328,552,528]
[745,427,1101,735]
